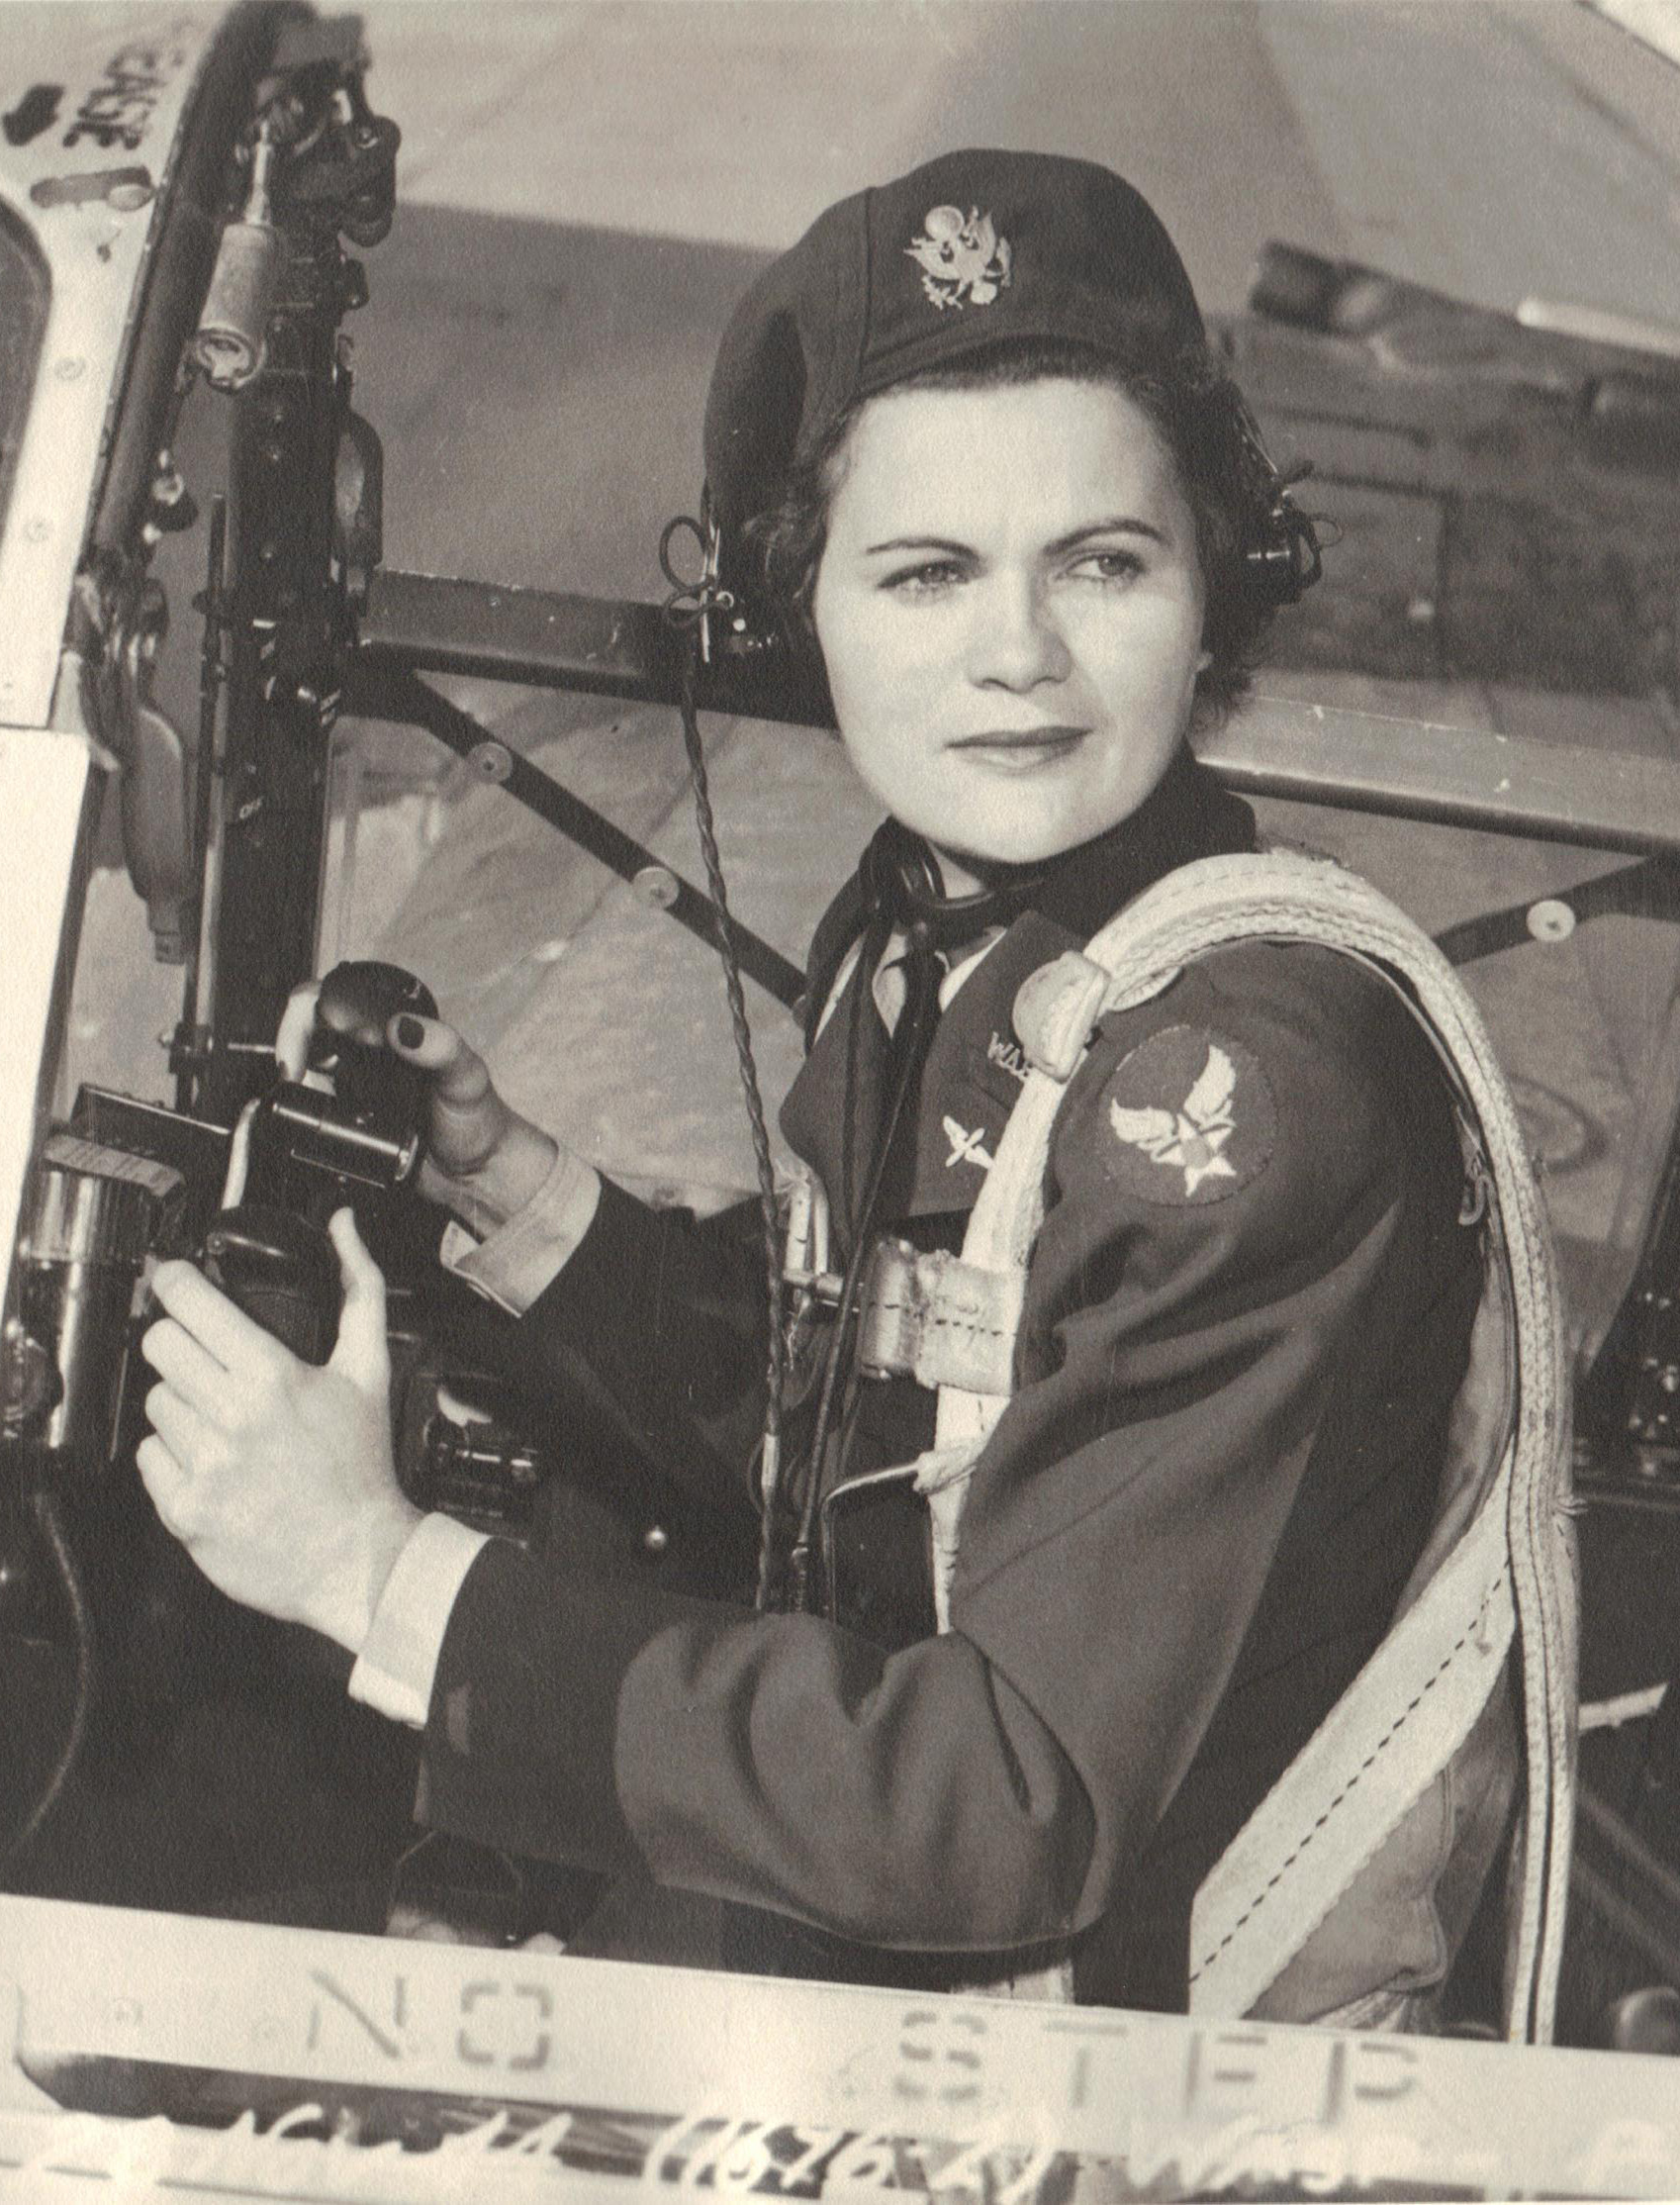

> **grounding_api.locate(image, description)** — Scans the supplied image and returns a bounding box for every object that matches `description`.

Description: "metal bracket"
[342,659,806,1011]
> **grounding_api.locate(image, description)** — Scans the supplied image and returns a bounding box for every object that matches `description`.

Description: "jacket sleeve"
[430,1175,773,1512]
[417,949,1473,1949]
[947,949,1477,1924]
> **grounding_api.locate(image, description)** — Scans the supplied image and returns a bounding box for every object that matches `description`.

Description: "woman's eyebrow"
[862,533,974,557]
[861,518,1170,558]
[1047,516,1168,553]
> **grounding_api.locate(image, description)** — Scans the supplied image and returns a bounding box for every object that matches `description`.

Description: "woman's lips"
[948,726,1088,770]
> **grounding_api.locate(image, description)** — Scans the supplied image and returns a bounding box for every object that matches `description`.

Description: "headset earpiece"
[690,486,787,665]
[661,492,789,667]
[1227,390,1324,610]
[1245,488,1323,607]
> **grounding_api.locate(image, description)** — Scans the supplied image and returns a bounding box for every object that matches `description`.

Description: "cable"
[667,632,789,1610]
[1,1487,95,1871]
[659,517,1023,1613]
[787,918,940,1608]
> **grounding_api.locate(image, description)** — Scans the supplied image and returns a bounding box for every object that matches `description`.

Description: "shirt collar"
[865,922,1005,1031]
[808,748,1255,1040]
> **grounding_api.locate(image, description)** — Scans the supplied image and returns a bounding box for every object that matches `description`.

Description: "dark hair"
[742,336,1286,722]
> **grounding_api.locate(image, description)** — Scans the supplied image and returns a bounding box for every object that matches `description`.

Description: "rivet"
[633,864,681,911]
[53,356,85,382]
[469,741,513,784]
[1526,899,1576,943]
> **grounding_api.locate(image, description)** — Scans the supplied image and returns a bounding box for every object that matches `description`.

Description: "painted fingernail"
[396,1015,424,1046]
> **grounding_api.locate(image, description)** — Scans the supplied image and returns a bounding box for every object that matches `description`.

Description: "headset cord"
[659,521,1007,1614]
[786,914,942,1611]
[665,623,790,1611]
[0,1488,94,1871]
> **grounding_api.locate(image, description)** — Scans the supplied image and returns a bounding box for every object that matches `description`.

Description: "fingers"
[136,1431,192,1536]
[388,1013,511,1183]
[275,982,324,1081]
[327,1208,390,1390]
[317,981,390,1049]
[140,1313,231,1411]
[148,1261,288,1377]
[386,1010,493,1103]
[143,1381,217,1469]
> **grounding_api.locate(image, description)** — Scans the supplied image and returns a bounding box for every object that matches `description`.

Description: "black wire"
[787,920,941,1608]
[661,521,979,1612]
[670,639,788,1611]
[1,1487,95,1869]
[839,906,893,1236]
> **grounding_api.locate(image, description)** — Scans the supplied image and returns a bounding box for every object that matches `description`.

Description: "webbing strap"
[1188,1243,1524,2016]
[1188,1453,1514,2014]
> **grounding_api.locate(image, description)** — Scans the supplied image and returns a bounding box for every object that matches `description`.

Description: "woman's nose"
[966,576,1072,690]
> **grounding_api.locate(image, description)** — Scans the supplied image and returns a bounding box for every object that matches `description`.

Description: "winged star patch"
[1101,1025,1275,1204]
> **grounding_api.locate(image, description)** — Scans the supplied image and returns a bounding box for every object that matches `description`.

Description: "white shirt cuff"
[437,1147,603,1315]
[347,1512,491,1727]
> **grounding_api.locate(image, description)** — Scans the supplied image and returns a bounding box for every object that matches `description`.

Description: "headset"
[669,378,1324,686]
[1228,386,1324,609]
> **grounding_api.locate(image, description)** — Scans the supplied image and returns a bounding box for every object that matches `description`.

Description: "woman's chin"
[924,815,1098,876]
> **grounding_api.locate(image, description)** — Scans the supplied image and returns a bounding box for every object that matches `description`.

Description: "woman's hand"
[278,978,560,1230]
[137,1208,422,1653]
[383,1011,560,1227]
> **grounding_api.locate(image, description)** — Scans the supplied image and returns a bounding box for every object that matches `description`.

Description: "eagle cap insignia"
[1100,1026,1276,1204]
[906,204,1012,311]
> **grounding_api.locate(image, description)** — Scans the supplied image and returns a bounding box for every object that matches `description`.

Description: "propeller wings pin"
[943,1115,996,1172]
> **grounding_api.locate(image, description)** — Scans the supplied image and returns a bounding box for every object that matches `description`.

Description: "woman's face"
[810,378,1209,892]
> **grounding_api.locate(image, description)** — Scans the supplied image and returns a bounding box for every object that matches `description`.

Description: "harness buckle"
[856,1238,1023,1396]
[1456,1113,1493,1227]
[781,1170,843,1304]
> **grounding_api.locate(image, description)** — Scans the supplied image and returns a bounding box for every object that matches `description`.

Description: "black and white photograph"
[2,1,1680,2194]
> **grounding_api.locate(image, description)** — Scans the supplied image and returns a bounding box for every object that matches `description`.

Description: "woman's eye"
[882,561,965,595]
[1069,550,1144,584]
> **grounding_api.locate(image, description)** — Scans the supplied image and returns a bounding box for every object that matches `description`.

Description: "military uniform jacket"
[417,753,1486,2011]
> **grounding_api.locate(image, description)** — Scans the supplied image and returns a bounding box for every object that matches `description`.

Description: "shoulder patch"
[1100,1025,1275,1204]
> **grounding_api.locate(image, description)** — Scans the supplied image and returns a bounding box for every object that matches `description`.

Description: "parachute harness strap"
[940,850,1574,2039]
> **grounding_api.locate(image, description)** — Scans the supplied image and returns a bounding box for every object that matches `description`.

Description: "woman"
[136,150,1570,2027]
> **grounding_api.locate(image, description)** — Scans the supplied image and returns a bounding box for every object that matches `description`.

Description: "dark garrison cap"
[703,148,1206,540]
